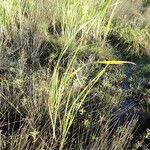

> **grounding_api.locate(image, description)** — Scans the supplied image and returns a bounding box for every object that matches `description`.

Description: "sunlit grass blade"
[97,60,136,65]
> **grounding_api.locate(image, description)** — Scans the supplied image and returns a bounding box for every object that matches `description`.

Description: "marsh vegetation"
[0,0,150,149]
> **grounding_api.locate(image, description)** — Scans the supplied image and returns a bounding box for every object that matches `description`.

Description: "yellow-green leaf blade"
[97,60,136,65]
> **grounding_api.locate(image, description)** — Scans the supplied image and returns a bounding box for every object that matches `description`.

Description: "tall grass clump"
[0,0,35,34]
[51,0,119,45]
[47,1,120,147]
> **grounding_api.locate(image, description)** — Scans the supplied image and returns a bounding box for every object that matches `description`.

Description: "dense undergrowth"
[0,0,150,149]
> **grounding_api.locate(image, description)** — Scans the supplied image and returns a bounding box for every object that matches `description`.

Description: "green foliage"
[112,22,150,58]
[143,0,150,7]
